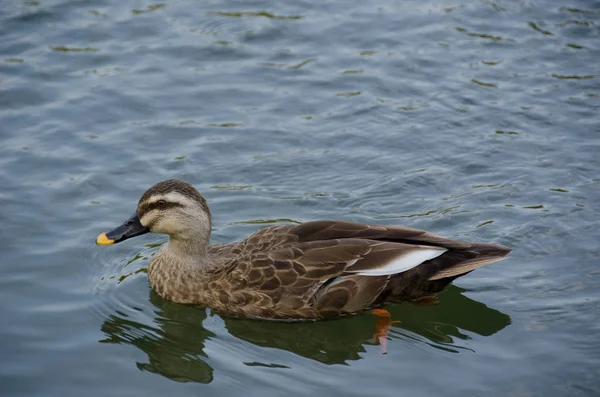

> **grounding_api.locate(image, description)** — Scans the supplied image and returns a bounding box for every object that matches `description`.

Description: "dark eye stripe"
[138,201,183,218]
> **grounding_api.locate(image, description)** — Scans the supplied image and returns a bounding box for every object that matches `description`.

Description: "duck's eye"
[157,200,166,207]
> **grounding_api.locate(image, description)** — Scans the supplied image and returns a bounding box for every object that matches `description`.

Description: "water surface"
[1,0,599,396]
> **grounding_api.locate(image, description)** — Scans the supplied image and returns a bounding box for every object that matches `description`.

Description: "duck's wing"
[287,220,472,249]
[289,219,511,278]
[235,237,450,318]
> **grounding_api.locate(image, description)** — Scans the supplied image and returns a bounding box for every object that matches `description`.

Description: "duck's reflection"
[100,295,216,383]
[99,286,510,383]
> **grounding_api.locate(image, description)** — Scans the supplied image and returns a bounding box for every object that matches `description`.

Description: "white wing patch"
[348,246,447,276]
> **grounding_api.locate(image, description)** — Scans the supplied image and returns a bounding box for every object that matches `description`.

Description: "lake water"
[1,0,599,396]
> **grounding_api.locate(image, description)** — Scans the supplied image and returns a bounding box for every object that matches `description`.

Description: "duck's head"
[96,180,211,245]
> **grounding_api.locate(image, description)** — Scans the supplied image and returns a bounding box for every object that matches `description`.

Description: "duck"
[96,179,511,320]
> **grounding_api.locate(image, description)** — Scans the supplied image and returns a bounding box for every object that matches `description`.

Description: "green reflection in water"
[50,46,99,53]
[100,293,216,383]
[471,79,497,88]
[289,59,314,69]
[455,27,509,41]
[476,220,494,228]
[558,20,592,27]
[565,43,585,49]
[100,287,510,383]
[559,7,600,15]
[132,4,166,14]
[336,91,362,97]
[342,69,364,75]
[259,60,316,69]
[528,22,553,36]
[118,268,147,284]
[496,130,520,135]
[209,11,303,20]
[551,74,595,80]
[207,123,241,127]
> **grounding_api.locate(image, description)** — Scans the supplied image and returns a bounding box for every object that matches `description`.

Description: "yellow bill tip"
[96,232,115,245]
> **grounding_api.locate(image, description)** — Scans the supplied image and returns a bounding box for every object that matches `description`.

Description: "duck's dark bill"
[96,214,149,245]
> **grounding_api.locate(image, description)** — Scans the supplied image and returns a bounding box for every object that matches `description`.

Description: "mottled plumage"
[97,180,511,320]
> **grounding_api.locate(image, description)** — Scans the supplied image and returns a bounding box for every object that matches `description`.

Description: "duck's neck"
[149,232,212,304]
[165,233,210,263]
[148,215,213,304]
[163,211,212,265]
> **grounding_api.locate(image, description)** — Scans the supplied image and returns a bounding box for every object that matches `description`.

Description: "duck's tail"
[384,242,511,302]
[427,243,512,281]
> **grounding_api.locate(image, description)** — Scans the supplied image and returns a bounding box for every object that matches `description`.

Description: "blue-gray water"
[1,0,599,396]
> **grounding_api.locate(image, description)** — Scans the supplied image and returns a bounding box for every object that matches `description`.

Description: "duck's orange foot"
[371,309,400,355]
[372,308,392,318]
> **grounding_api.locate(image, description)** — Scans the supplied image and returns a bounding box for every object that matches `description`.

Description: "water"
[1,0,599,395]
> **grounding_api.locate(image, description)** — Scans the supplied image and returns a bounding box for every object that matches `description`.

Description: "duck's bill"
[96,214,149,245]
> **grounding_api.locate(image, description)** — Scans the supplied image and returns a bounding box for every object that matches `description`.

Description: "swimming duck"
[96,180,511,320]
